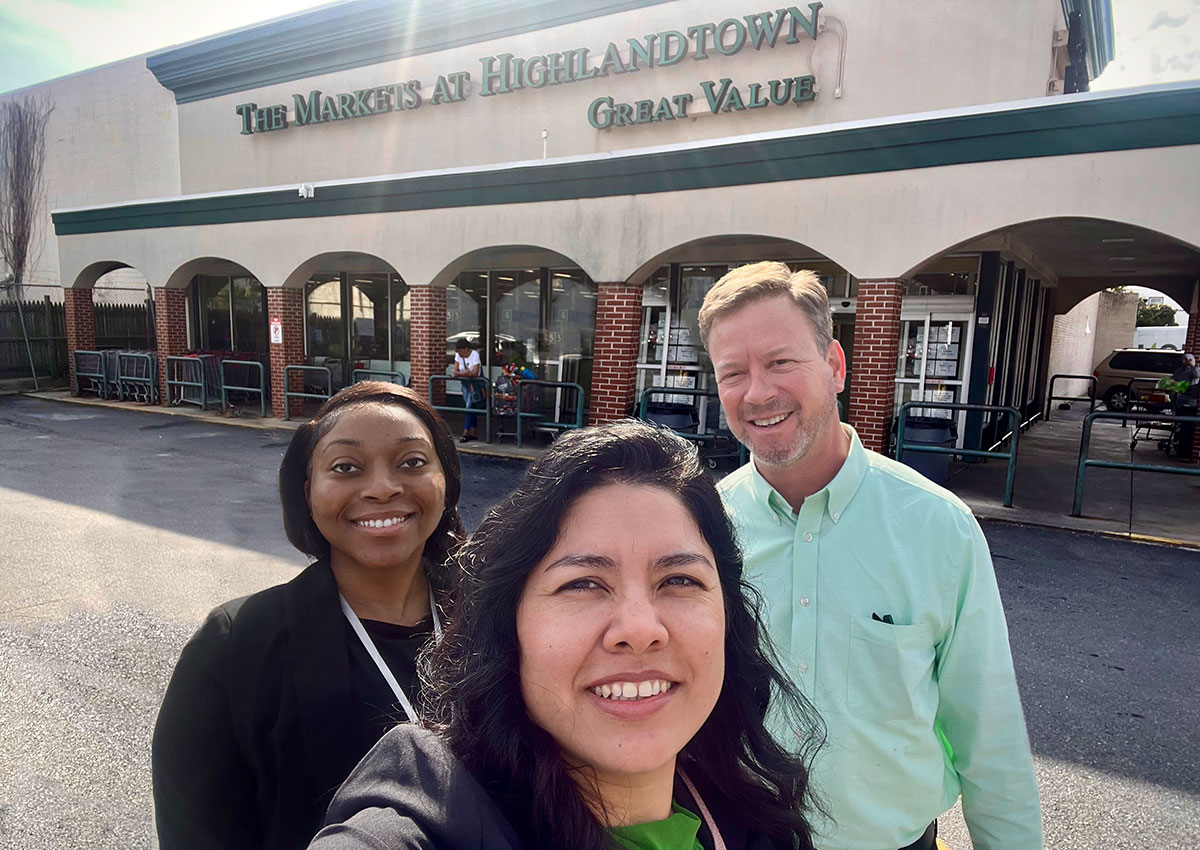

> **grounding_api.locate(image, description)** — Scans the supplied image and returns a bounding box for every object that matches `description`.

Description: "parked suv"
[1093,348,1187,412]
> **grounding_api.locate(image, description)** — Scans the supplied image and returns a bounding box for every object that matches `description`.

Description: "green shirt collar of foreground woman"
[609,803,703,850]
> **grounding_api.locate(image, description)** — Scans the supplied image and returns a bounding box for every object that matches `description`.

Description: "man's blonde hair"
[698,261,833,351]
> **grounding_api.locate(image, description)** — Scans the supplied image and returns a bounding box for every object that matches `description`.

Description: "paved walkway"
[24,389,1200,548]
[942,403,1200,548]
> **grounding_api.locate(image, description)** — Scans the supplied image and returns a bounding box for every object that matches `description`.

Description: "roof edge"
[146,0,677,105]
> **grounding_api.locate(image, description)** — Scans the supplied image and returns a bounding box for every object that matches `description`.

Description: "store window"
[305,275,345,367]
[194,274,267,352]
[638,265,721,411]
[303,272,408,388]
[636,259,851,429]
[902,255,980,296]
[548,269,596,390]
[446,271,487,366]
[446,267,596,403]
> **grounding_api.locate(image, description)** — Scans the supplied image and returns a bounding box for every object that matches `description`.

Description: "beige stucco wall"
[1,58,180,287]
[56,142,1200,292]
[174,0,1066,193]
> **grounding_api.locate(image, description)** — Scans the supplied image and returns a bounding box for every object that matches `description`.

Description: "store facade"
[12,0,1200,452]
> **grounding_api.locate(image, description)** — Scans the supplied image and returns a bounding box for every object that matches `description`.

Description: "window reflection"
[195,274,266,352]
[447,266,595,406]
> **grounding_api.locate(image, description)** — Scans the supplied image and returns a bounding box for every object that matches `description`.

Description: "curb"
[17,391,539,461]
[971,511,1200,551]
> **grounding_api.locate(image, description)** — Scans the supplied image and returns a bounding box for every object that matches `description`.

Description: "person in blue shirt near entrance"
[698,262,1042,850]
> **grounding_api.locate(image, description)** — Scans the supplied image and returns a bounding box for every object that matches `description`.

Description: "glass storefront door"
[304,272,409,389]
[894,310,975,445]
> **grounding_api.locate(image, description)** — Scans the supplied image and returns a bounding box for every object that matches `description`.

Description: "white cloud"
[1093,0,1200,90]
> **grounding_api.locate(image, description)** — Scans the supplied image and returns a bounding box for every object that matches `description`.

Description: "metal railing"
[352,368,408,386]
[284,365,333,420]
[1044,374,1097,422]
[165,355,216,409]
[429,376,490,441]
[220,359,267,417]
[1115,378,1173,428]
[116,352,158,403]
[897,402,1021,507]
[1071,410,1200,516]
[637,386,747,467]
[510,379,585,447]
[72,350,108,398]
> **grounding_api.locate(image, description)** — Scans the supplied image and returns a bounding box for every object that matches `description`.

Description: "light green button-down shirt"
[719,426,1041,850]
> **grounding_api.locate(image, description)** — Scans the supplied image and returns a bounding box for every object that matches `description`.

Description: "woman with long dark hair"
[312,420,823,850]
[153,382,464,850]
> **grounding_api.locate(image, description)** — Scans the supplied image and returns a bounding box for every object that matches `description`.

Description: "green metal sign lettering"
[234,4,825,136]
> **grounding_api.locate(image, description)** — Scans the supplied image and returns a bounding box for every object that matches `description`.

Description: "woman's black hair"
[279,381,464,584]
[423,420,823,850]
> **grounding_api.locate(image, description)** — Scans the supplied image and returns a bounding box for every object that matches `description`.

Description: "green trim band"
[147,0,677,105]
[53,86,1200,237]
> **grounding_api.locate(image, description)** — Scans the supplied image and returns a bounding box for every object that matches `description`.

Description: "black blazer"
[311,725,785,850]
[153,560,408,850]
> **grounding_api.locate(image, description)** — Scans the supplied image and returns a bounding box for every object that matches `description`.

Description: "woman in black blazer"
[152,382,463,850]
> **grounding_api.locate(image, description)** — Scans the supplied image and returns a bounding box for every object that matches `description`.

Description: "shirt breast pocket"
[846,615,937,723]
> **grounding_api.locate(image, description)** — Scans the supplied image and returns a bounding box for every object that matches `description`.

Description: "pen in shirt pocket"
[871,612,894,624]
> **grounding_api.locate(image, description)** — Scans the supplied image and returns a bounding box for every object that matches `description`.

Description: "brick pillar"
[410,285,447,405]
[267,287,305,418]
[848,279,903,454]
[590,281,643,424]
[154,287,189,404]
[64,288,96,392]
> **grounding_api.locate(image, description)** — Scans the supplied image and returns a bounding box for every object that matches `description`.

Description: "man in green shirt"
[699,262,1041,850]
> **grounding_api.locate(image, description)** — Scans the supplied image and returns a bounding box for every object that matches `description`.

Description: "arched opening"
[909,217,1200,448]
[1127,287,1189,351]
[286,252,407,391]
[93,266,155,350]
[628,235,853,419]
[437,246,598,410]
[165,257,269,356]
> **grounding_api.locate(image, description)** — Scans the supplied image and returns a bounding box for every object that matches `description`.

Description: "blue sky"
[0,0,1197,94]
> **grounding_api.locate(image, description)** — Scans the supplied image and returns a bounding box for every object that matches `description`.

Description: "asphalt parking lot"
[0,395,1197,849]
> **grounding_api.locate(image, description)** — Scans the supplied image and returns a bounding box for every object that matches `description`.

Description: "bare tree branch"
[0,94,54,299]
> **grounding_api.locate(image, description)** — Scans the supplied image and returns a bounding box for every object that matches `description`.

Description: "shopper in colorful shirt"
[698,262,1042,850]
[311,422,823,850]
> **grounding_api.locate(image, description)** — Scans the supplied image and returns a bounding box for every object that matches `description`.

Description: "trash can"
[899,415,957,485]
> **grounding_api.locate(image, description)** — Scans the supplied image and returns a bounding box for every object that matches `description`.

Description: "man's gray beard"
[741,390,838,469]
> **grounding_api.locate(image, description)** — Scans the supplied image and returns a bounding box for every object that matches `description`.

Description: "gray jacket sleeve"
[309,726,521,850]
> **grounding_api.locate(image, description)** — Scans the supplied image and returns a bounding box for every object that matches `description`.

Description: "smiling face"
[516,483,725,792]
[306,403,446,577]
[708,295,846,469]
